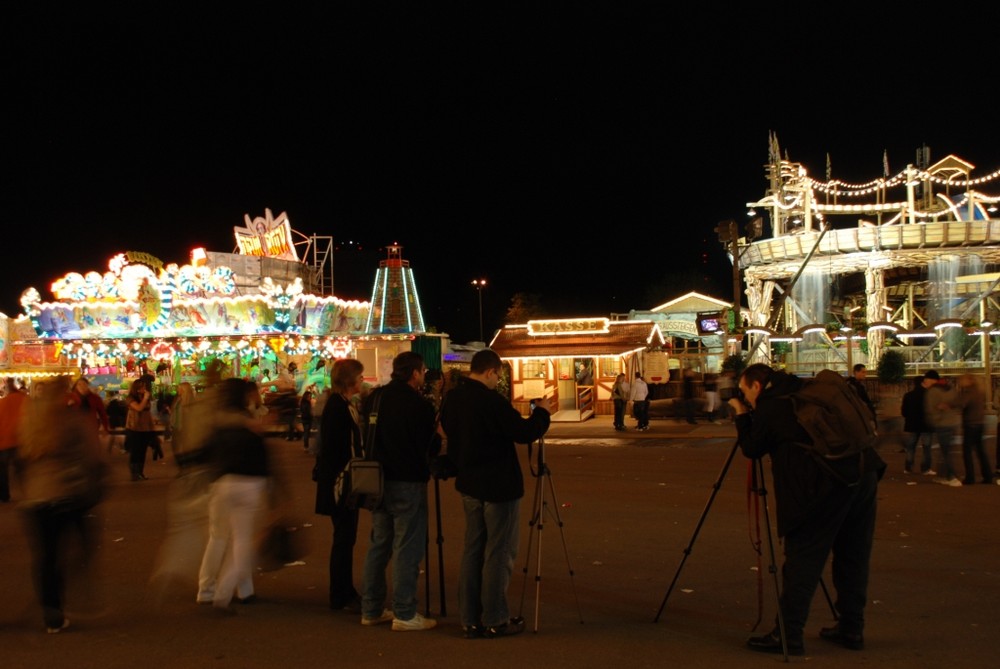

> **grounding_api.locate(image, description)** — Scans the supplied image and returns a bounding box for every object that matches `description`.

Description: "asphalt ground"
[1,414,997,668]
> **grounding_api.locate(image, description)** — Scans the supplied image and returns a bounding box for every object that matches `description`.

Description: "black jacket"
[735,370,886,537]
[314,394,360,515]
[901,384,929,433]
[440,377,550,503]
[362,380,437,483]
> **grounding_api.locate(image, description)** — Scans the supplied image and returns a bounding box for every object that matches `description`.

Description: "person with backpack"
[901,372,937,475]
[729,363,886,656]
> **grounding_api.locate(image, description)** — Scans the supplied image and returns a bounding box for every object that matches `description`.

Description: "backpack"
[789,369,878,460]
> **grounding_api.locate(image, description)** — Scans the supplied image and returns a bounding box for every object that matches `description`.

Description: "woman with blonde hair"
[314,358,365,611]
[17,376,108,633]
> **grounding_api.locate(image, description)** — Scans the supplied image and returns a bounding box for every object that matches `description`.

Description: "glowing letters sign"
[234,208,298,261]
[527,318,611,336]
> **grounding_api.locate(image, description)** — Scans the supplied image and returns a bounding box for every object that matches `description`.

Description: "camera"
[529,398,541,410]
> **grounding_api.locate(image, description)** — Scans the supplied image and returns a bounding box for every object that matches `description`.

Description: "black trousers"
[613,399,626,428]
[23,499,94,628]
[777,470,879,642]
[329,503,360,607]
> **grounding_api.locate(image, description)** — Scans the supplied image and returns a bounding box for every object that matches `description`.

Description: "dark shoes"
[483,617,525,639]
[819,625,864,650]
[331,596,362,614]
[462,624,485,639]
[746,630,804,656]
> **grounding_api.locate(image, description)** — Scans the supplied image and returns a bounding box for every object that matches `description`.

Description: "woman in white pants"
[196,379,272,610]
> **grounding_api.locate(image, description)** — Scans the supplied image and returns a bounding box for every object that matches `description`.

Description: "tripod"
[518,435,584,632]
[653,440,838,658]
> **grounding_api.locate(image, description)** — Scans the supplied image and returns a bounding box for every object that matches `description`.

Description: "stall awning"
[489,319,665,359]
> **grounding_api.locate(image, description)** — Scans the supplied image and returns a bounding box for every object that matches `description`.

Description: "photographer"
[439,349,551,639]
[728,363,885,656]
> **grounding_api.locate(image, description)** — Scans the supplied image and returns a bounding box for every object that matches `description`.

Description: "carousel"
[734,136,1000,391]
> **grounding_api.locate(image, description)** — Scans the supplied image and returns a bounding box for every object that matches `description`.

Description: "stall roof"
[490,319,665,359]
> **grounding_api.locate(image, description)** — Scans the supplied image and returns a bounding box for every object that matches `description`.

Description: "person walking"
[729,363,886,656]
[629,372,650,431]
[300,390,314,451]
[196,378,272,611]
[611,373,629,431]
[358,351,439,631]
[439,348,552,639]
[315,358,366,612]
[924,372,963,487]
[0,377,29,502]
[901,372,937,475]
[681,368,698,424]
[16,377,109,633]
[956,374,995,485]
[124,377,157,481]
[67,376,112,438]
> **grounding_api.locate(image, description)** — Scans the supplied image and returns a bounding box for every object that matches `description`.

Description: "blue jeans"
[361,481,428,621]
[904,432,934,472]
[934,426,958,478]
[459,495,520,628]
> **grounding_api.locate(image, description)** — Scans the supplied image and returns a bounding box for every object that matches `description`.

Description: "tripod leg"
[754,457,789,660]
[819,575,838,620]
[518,461,545,618]
[653,439,741,623]
[434,477,447,617]
[541,466,583,624]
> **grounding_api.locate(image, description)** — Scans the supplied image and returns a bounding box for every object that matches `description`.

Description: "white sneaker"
[945,478,963,487]
[391,612,437,631]
[360,609,394,626]
[922,469,938,476]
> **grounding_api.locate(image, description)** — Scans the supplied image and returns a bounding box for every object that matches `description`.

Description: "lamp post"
[471,279,487,342]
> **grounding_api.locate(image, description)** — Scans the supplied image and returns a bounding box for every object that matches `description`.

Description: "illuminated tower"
[364,243,426,334]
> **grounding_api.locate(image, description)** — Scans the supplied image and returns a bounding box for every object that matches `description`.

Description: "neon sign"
[234,208,298,261]
[527,318,611,336]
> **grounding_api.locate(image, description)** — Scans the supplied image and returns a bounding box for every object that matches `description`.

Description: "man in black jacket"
[901,371,939,475]
[358,351,439,631]
[729,364,886,656]
[440,349,551,639]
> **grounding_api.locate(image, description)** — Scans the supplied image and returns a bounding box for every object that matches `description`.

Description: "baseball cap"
[923,370,940,380]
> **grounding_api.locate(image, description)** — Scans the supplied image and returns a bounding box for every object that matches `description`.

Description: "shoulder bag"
[335,390,384,511]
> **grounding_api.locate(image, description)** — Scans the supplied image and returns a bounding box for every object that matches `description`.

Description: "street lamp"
[471,279,487,342]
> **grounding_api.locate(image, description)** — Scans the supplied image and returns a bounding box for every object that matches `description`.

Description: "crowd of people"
[2,355,997,649]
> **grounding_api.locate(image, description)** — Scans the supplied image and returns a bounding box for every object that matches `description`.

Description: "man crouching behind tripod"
[440,349,552,639]
[729,363,885,656]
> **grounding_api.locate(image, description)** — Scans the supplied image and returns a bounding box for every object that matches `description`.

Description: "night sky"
[6,4,1000,344]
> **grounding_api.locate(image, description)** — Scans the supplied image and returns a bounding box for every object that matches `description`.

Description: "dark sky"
[6,4,1000,344]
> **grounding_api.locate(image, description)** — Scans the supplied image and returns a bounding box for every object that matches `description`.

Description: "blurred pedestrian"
[196,379,273,611]
[0,377,30,502]
[681,368,697,424]
[956,374,994,485]
[901,372,937,475]
[170,382,196,464]
[124,377,158,481]
[67,376,111,438]
[315,358,365,612]
[924,372,963,486]
[17,377,109,633]
[300,390,314,451]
